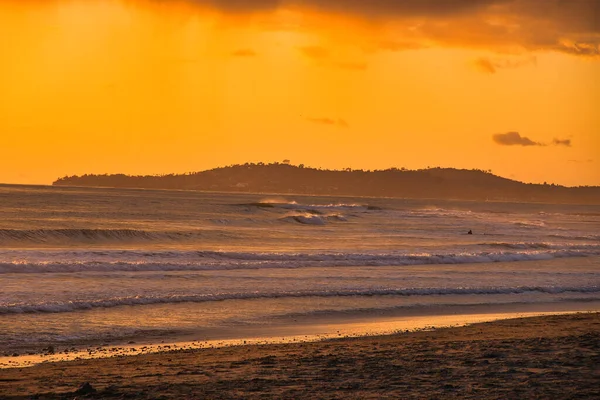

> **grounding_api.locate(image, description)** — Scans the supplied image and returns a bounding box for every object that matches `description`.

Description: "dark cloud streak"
[493,132,543,146]
[474,56,537,74]
[553,138,572,147]
[493,133,575,147]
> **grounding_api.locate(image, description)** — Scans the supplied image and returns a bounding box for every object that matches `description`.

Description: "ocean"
[1,184,599,364]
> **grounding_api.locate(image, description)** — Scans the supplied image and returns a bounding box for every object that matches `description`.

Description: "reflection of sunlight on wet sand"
[2,310,595,370]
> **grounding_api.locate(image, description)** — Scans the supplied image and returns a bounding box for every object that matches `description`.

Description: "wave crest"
[2,247,599,274]
[0,228,236,245]
[3,285,598,314]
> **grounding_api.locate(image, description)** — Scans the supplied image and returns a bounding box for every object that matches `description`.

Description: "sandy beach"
[1,312,598,399]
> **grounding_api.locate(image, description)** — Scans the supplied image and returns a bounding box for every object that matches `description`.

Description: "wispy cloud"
[474,56,537,74]
[554,41,600,57]
[553,138,572,147]
[475,58,497,74]
[493,133,574,147]
[493,132,543,146]
[568,159,593,163]
[305,117,349,128]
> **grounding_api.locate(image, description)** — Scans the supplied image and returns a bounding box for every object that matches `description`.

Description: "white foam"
[484,242,600,250]
[1,247,599,274]
[3,285,599,314]
[280,214,327,225]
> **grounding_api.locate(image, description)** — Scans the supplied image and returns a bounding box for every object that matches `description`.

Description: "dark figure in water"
[468,230,473,235]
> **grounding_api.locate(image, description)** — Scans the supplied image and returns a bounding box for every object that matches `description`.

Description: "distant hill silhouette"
[53,163,600,204]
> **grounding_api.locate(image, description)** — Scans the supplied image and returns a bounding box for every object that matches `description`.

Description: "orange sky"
[1,0,598,186]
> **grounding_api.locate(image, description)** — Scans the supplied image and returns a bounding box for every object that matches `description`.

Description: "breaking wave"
[549,234,600,241]
[483,242,600,250]
[0,228,238,245]
[239,200,381,212]
[512,220,546,228]
[280,213,347,225]
[2,247,599,274]
[3,285,598,314]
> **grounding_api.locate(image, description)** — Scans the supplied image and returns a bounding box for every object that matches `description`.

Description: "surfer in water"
[467,230,473,235]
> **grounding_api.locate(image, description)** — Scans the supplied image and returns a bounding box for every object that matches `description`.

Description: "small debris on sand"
[74,382,96,395]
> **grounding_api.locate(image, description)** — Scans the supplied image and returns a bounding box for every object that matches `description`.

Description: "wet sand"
[3,301,599,369]
[1,312,598,399]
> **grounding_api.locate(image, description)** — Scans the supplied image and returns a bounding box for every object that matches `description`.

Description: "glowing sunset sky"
[1,0,598,186]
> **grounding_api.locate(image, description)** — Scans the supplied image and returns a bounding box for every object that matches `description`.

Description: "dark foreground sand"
[1,313,599,399]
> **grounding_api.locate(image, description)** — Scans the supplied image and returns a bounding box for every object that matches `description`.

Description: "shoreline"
[1,312,598,399]
[2,300,599,369]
